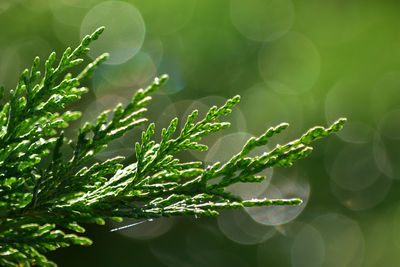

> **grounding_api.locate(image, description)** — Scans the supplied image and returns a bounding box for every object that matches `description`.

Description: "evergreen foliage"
[0,27,346,266]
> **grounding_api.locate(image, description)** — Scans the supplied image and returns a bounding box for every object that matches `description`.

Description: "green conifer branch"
[0,27,345,266]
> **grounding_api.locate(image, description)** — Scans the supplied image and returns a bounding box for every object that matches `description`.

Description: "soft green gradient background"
[1,0,400,266]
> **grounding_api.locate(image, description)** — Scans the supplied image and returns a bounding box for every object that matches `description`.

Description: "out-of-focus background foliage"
[1,0,400,266]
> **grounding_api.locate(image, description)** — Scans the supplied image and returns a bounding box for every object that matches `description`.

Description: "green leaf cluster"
[0,27,345,266]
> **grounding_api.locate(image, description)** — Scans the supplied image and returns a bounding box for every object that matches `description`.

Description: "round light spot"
[330,175,391,211]
[217,209,275,245]
[325,78,373,124]
[157,58,186,94]
[258,32,320,94]
[329,143,381,191]
[373,131,400,180]
[311,213,364,267]
[291,224,325,267]
[334,121,375,144]
[246,173,310,226]
[141,37,164,67]
[373,133,393,178]
[205,132,253,164]
[240,83,304,141]
[230,0,294,41]
[93,51,157,93]
[81,1,145,65]
[181,96,247,161]
[226,170,272,201]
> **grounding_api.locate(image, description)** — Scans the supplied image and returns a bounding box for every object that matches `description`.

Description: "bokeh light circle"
[330,175,391,211]
[240,83,304,142]
[217,209,275,245]
[329,143,381,191]
[183,96,247,161]
[373,127,400,180]
[204,130,273,201]
[334,121,375,144]
[325,78,372,124]
[93,51,157,94]
[80,1,145,65]
[230,0,295,42]
[324,136,391,210]
[373,133,393,178]
[245,174,310,226]
[310,213,364,267]
[258,32,320,94]
[226,170,272,201]
[141,37,164,67]
[300,213,365,267]
[205,132,253,164]
[291,224,325,267]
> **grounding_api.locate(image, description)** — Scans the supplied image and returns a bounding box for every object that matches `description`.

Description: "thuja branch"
[0,27,346,267]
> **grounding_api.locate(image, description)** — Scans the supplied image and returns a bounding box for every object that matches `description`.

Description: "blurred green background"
[1,0,400,266]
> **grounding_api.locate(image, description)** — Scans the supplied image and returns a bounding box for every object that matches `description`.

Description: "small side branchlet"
[0,27,345,266]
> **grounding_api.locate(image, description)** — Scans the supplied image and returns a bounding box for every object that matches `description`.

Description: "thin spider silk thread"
[110,218,154,232]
